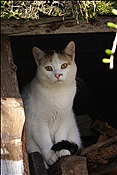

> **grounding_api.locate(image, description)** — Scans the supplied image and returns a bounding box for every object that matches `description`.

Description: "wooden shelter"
[1,16,117,175]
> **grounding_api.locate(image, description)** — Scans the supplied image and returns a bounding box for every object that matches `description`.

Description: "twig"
[109,32,117,69]
[80,135,117,156]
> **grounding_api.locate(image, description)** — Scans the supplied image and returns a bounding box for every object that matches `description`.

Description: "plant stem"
[109,32,117,69]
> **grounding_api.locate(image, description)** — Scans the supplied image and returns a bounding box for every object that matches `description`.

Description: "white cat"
[21,41,82,167]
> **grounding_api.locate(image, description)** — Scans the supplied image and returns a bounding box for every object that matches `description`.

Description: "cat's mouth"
[55,79,63,83]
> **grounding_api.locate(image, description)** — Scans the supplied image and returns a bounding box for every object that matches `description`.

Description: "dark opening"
[10,33,117,132]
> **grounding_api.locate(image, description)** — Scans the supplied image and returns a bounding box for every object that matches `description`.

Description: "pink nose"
[55,74,63,79]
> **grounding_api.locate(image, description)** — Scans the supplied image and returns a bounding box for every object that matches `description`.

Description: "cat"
[21,41,82,167]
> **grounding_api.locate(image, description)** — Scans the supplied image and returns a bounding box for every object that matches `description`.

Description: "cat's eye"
[61,63,68,69]
[45,66,53,71]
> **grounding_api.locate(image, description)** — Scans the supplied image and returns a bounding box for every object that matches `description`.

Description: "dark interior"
[10,33,117,134]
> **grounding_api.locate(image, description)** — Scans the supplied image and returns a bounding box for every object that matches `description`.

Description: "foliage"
[1,1,117,21]
[102,9,117,69]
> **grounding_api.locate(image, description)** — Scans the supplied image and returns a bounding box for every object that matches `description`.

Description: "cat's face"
[32,41,77,85]
[40,52,72,83]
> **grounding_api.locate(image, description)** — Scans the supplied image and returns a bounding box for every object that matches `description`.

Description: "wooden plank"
[1,35,30,175]
[1,16,116,36]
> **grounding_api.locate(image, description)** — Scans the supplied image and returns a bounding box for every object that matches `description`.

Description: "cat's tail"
[51,140,79,155]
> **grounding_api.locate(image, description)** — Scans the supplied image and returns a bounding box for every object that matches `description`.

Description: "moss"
[1,1,117,21]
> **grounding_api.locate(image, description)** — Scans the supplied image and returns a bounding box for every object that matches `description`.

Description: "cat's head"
[32,41,77,86]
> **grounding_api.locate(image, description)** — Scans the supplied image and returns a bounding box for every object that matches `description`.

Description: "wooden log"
[47,156,88,175]
[81,135,117,156]
[75,114,95,136]
[80,133,117,175]
[1,35,30,175]
[86,142,117,164]
[28,152,48,175]
[92,119,117,137]
[1,16,116,36]
[1,98,25,174]
[22,127,30,175]
[88,159,117,175]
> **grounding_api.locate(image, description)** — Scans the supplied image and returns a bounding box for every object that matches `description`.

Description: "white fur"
[22,41,81,166]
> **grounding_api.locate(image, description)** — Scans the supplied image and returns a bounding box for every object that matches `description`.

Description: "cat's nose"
[54,73,63,79]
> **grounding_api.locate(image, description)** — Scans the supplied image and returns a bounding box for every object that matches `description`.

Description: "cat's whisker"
[76,76,87,94]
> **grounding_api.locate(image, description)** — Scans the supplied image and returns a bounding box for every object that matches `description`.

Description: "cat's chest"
[41,86,75,109]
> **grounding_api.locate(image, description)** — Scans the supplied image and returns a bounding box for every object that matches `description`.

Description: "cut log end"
[47,155,88,175]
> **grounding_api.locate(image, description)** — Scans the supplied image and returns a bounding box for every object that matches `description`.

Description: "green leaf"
[105,49,113,55]
[112,9,117,16]
[0,0,5,5]
[107,22,117,29]
[102,58,110,63]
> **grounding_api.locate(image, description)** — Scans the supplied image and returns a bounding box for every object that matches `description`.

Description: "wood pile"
[28,117,117,175]
[47,119,117,175]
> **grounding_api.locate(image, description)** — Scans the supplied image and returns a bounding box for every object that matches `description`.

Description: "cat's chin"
[54,80,64,83]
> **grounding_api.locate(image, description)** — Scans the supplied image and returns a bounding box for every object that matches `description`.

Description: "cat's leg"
[66,114,82,148]
[26,132,50,169]
[26,132,41,153]
[54,117,81,158]
[54,123,71,158]
[67,125,82,148]
[31,124,58,166]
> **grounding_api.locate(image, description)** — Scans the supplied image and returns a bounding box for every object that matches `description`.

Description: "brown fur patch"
[40,51,72,66]
[58,53,72,65]
[41,54,53,66]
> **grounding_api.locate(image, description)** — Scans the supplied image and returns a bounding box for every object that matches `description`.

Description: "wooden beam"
[1,35,30,175]
[1,16,116,36]
[1,35,20,98]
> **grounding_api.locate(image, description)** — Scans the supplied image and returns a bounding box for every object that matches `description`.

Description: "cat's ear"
[32,47,45,65]
[64,41,75,60]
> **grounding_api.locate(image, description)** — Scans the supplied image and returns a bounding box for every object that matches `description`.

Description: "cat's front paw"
[47,152,58,165]
[57,149,70,158]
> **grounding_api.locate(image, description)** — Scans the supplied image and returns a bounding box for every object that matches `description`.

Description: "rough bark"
[1,35,30,175]
[47,156,88,175]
